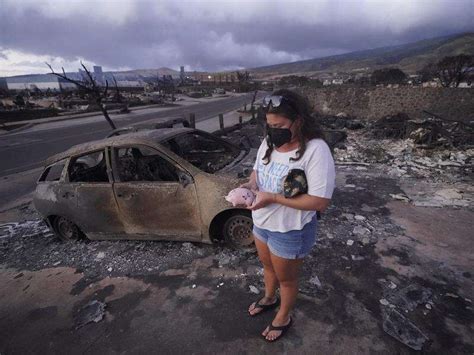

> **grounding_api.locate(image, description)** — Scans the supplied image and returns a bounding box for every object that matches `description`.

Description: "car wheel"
[222,213,254,247]
[53,216,82,241]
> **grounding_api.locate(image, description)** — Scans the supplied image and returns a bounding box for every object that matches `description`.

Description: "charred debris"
[317,111,473,183]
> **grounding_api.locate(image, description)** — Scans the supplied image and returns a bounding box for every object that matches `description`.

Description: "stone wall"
[299,86,474,122]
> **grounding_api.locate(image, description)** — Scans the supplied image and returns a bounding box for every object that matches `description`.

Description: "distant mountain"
[249,32,474,78]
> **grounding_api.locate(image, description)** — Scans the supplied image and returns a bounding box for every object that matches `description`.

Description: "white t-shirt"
[252,138,335,232]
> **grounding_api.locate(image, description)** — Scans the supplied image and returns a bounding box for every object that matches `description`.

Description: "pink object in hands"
[225,188,256,207]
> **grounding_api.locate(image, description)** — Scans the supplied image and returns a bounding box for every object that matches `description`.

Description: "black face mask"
[267,121,294,148]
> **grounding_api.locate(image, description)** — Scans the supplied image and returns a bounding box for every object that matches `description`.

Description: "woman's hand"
[248,191,277,210]
[239,170,258,193]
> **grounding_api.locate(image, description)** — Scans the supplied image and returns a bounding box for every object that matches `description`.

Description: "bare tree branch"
[436,54,473,87]
[45,62,89,90]
[45,62,116,130]
[45,62,54,74]
[81,61,96,89]
[103,79,108,98]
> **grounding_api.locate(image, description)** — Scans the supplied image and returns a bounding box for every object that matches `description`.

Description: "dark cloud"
[0,0,472,75]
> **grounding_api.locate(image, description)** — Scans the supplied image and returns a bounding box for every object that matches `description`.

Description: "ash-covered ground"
[0,118,473,354]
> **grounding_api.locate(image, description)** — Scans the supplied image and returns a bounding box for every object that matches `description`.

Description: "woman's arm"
[239,170,258,192]
[248,191,331,212]
[275,193,330,211]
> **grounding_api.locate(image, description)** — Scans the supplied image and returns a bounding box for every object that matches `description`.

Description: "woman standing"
[242,89,335,341]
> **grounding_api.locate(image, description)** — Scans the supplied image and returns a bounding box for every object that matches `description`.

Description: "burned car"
[33,127,256,247]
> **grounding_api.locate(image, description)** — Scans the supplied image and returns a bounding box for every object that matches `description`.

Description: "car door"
[34,158,77,221]
[67,148,125,238]
[111,144,202,240]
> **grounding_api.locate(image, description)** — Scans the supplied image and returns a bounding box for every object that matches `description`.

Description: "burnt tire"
[222,213,254,247]
[52,216,82,241]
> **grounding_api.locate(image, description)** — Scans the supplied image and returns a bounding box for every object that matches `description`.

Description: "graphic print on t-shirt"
[255,160,290,193]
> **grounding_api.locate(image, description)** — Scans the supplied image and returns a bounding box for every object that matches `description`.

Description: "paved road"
[0,93,260,177]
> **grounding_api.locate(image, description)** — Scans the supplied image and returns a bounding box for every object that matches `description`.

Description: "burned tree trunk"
[46,62,117,130]
[435,54,473,88]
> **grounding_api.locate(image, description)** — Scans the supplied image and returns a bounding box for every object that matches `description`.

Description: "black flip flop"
[248,297,280,317]
[263,317,293,342]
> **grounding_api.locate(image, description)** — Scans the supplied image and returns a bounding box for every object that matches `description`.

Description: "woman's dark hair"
[262,89,325,165]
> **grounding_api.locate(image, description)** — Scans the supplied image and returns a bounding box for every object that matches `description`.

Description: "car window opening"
[117,146,179,182]
[39,160,66,182]
[69,151,109,183]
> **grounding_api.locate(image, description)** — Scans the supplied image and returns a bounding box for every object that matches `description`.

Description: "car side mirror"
[178,171,193,188]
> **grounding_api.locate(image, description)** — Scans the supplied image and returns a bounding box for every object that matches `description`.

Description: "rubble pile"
[326,113,473,183]
[335,134,472,179]
[372,112,474,148]
[317,114,365,131]
[315,114,364,148]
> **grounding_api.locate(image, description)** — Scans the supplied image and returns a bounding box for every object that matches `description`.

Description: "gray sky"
[0,0,473,76]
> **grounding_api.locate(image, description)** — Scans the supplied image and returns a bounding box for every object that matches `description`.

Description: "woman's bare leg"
[248,236,279,315]
[262,253,302,340]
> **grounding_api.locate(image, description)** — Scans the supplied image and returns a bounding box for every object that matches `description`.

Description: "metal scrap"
[386,284,433,312]
[75,300,106,329]
[382,307,429,351]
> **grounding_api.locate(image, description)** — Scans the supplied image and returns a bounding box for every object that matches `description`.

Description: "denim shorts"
[252,216,317,259]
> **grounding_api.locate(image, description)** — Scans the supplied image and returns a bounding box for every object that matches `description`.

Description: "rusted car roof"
[45,127,195,166]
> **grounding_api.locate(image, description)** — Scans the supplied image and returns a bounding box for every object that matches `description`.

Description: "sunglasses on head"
[262,95,300,114]
[262,95,284,108]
